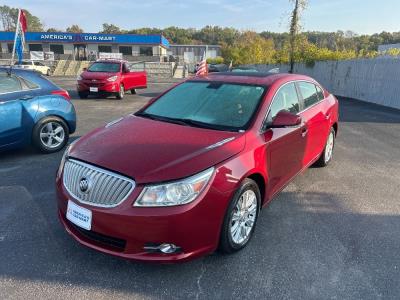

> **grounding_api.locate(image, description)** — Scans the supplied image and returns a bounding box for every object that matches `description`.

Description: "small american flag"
[196,51,208,76]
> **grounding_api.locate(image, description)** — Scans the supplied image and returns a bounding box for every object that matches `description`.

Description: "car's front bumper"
[56,170,233,263]
[77,81,120,94]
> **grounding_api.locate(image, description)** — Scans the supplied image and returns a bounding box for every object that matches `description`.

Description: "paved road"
[1,79,399,299]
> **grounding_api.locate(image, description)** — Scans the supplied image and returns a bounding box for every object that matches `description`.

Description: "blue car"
[0,67,76,153]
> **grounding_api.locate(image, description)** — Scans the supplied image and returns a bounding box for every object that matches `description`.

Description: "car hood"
[69,115,246,184]
[81,71,118,80]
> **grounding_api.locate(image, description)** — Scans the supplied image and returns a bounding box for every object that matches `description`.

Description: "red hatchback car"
[76,60,147,99]
[57,72,338,262]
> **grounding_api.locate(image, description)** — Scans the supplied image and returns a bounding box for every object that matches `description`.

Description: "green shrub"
[207,56,224,64]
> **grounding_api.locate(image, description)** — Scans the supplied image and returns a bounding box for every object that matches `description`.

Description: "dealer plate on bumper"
[66,200,92,230]
[89,87,98,92]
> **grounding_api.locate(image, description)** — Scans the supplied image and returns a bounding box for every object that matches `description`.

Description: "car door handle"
[301,127,308,137]
[325,113,331,120]
[20,95,34,100]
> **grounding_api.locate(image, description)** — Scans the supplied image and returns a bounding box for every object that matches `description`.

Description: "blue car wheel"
[32,116,69,153]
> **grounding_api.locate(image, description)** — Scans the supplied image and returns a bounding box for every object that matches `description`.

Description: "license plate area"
[66,200,92,230]
[89,87,98,92]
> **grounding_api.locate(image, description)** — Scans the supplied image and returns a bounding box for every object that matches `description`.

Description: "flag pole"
[11,8,22,66]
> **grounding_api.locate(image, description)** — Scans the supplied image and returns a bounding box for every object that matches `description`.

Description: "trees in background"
[100,23,122,34]
[1,4,400,65]
[66,25,84,33]
[0,5,43,31]
[222,31,276,65]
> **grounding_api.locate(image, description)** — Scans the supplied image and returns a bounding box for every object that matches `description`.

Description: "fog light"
[159,243,178,254]
[144,243,181,254]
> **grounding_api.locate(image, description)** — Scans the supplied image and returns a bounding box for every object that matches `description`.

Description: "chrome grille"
[63,159,135,207]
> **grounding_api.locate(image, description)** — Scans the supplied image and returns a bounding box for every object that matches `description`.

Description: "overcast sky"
[5,0,400,34]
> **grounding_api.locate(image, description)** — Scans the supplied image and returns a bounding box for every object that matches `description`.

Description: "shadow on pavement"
[0,189,398,299]
[338,97,400,124]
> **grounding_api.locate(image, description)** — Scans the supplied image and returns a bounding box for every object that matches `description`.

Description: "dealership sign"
[39,33,117,42]
[0,31,169,47]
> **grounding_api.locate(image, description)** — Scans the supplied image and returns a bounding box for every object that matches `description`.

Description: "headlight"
[107,75,118,82]
[77,75,82,81]
[134,168,214,207]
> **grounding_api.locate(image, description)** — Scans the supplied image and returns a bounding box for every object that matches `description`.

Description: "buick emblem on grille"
[79,177,90,193]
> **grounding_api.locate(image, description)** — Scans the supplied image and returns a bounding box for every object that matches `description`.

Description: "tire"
[32,116,69,153]
[131,88,137,94]
[314,127,335,167]
[46,69,51,76]
[116,84,124,99]
[78,92,88,99]
[219,178,261,254]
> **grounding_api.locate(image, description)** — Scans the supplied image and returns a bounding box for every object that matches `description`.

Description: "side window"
[0,74,22,94]
[34,62,43,66]
[315,85,325,101]
[267,82,300,122]
[298,82,320,108]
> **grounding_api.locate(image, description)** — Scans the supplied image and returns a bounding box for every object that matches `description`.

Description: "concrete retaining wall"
[244,57,400,110]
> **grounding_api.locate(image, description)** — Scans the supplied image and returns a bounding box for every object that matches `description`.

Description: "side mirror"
[82,67,87,71]
[271,110,302,128]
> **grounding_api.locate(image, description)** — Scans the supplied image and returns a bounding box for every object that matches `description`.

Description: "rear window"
[0,73,22,94]
[20,77,40,89]
[316,85,325,101]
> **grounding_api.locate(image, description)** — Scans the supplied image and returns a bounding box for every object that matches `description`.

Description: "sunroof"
[209,72,276,78]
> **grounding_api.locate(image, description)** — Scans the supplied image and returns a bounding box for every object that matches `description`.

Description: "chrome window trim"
[260,79,325,132]
[63,158,136,208]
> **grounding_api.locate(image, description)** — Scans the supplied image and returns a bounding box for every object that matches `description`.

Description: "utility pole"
[289,0,307,73]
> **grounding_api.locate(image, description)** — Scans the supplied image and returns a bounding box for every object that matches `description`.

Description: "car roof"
[0,66,38,75]
[190,72,317,86]
[0,66,60,90]
[95,59,125,64]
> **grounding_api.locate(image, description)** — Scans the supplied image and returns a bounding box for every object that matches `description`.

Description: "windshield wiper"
[136,112,190,126]
[173,118,219,130]
[136,112,234,131]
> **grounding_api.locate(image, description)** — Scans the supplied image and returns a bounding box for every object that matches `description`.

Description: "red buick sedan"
[56,72,338,262]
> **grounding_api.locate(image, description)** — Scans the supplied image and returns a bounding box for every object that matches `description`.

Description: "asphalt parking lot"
[1,77,400,299]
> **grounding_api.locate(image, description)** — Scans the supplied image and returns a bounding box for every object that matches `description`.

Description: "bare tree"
[289,0,307,73]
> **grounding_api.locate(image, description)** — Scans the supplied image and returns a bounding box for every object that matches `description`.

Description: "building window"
[50,44,64,54]
[29,44,43,52]
[98,45,112,53]
[140,46,153,56]
[119,46,132,55]
[7,43,13,53]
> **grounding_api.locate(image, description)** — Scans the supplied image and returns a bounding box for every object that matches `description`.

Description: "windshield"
[87,62,120,73]
[139,81,266,131]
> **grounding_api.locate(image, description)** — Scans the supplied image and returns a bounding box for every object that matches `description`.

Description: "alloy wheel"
[40,122,65,149]
[230,190,258,245]
[324,131,334,163]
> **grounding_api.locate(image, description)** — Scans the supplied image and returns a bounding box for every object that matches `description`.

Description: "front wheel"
[116,84,124,99]
[314,127,335,167]
[32,117,69,153]
[219,178,260,254]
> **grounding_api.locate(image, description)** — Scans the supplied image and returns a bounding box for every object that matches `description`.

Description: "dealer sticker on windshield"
[66,200,92,230]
